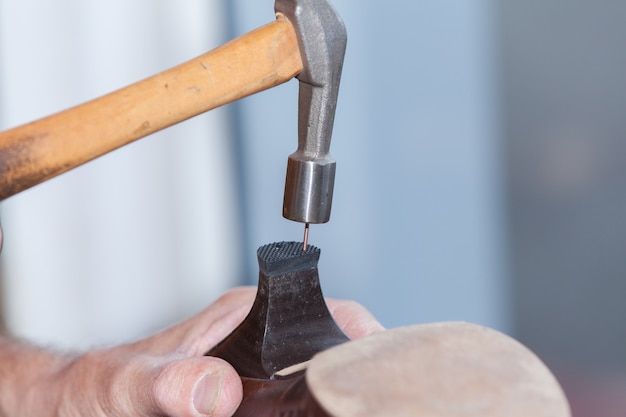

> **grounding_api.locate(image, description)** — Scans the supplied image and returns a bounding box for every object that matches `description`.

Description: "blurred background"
[0,1,624,415]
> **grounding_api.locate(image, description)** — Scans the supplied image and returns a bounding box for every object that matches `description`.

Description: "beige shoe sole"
[306,322,571,417]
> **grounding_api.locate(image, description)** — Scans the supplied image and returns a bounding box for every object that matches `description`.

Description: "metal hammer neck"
[276,0,347,224]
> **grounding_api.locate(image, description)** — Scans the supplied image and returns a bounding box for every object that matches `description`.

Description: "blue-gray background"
[229,0,508,331]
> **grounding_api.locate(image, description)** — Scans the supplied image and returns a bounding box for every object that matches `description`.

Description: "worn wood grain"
[0,14,302,200]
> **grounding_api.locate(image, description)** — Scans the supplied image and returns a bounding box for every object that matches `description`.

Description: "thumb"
[150,356,242,417]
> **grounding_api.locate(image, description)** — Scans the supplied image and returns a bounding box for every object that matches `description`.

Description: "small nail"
[193,372,222,415]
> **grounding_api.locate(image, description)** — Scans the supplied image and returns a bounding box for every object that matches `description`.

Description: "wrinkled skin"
[0,223,383,417]
[17,288,382,417]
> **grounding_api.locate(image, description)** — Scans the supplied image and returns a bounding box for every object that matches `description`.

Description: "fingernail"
[193,372,223,415]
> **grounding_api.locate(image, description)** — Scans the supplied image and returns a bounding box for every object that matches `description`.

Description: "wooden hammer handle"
[0,16,303,200]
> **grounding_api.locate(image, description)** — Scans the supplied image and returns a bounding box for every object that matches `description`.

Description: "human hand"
[12,286,382,417]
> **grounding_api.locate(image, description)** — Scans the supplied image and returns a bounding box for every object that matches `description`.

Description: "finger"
[138,287,257,356]
[195,286,257,334]
[326,299,385,339]
[146,356,242,417]
[178,287,257,355]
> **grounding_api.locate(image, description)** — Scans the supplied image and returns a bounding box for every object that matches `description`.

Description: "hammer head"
[276,0,347,224]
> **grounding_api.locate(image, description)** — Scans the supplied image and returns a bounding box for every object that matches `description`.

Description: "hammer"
[0,0,346,239]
